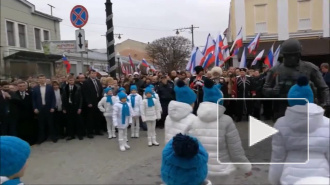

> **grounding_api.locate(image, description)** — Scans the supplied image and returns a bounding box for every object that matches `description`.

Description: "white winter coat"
[189,102,251,179]
[164,101,197,143]
[98,96,117,117]
[112,102,134,129]
[127,93,142,116]
[269,103,330,185]
[143,93,162,112]
[140,98,161,122]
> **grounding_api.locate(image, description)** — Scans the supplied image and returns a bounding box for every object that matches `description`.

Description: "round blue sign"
[70,5,89,28]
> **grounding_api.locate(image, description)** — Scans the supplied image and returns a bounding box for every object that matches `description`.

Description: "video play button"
[249,116,279,147]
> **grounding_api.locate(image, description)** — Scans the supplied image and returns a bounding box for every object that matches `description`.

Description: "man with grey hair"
[321,63,330,89]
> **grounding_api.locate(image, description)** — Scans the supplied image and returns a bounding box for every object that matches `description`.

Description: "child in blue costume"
[0,136,30,185]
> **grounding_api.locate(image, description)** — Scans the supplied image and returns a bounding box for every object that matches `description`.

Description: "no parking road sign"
[70,5,89,28]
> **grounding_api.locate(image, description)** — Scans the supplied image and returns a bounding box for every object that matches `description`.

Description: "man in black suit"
[0,82,11,136]
[32,74,57,144]
[15,81,36,144]
[63,76,84,140]
[82,70,104,138]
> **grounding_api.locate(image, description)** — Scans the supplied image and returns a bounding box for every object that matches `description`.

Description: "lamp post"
[174,24,199,48]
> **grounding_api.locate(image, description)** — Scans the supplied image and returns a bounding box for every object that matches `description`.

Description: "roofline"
[18,0,62,22]
[116,39,148,46]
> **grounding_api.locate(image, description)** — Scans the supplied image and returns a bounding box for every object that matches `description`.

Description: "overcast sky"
[28,0,231,49]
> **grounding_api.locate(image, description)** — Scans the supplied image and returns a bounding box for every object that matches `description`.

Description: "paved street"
[23,121,270,185]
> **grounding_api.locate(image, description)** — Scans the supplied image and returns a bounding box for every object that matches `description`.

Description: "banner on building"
[42,40,88,55]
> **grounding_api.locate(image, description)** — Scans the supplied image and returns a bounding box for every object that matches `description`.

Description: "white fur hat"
[210,67,223,77]
[294,177,330,185]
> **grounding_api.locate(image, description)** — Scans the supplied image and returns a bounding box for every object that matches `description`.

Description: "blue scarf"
[121,102,130,125]
[130,94,136,108]
[2,178,22,185]
[147,97,155,107]
[106,95,113,105]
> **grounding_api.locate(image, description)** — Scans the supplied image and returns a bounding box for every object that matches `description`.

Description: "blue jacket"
[32,85,55,111]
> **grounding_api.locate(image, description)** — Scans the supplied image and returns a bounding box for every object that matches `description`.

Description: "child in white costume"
[269,76,330,185]
[140,87,162,146]
[164,80,197,143]
[113,92,134,152]
[98,87,117,139]
[128,85,142,138]
[189,78,252,184]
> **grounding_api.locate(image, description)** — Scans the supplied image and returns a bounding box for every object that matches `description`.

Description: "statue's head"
[281,39,302,67]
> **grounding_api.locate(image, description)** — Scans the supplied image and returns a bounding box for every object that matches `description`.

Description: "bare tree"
[146,36,191,73]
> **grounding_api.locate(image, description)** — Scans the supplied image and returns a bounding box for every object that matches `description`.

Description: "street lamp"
[174,25,199,48]
[116,52,121,79]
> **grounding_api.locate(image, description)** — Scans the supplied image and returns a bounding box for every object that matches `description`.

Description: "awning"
[4,51,63,61]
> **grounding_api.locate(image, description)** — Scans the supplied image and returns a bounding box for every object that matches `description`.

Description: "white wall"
[277,0,289,40]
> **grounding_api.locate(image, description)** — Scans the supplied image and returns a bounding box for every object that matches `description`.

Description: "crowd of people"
[1,62,329,145]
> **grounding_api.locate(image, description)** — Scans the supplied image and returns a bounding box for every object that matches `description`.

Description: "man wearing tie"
[32,74,57,144]
[15,81,36,144]
[63,76,84,140]
[82,70,104,138]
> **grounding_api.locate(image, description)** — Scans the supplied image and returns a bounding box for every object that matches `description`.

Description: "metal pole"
[117,57,121,79]
[191,25,194,48]
[105,0,116,78]
[47,4,55,16]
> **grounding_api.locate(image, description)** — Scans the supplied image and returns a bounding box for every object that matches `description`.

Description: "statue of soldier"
[263,39,330,119]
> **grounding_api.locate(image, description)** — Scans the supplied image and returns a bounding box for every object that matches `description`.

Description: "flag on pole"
[239,47,247,69]
[186,47,203,74]
[230,27,243,52]
[137,61,141,72]
[120,61,126,74]
[273,45,281,66]
[215,35,224,66]
[62,55,71,74]
[247,33,261,54]
[141,59,150,67]
[200,34,216,65]
[221,37,231,62]
[251,50,265,66]
[264,44,274,68]
[202,52,214,68]
[128,54,135,71]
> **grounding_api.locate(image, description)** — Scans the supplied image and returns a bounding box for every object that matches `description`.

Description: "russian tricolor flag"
[200,34,215,66]
[230,27,243,52]
[239,47,247,69]
[186,47,203,74]
[247,33,261,55]
[215,34,224,66]
[141,59,150,67]
[273,45,281,67]
[251,50,265,66]
[62,55,71,74]
[264,45,274,68]
[128,54,135,71]
[202,52,214,68]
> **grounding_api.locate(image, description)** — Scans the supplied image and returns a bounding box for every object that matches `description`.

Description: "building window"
[18,24,26,48]
[254,4,267,33]
[6,21,15,46]
[43,30,50,41]
[298,0,311,30]
[35,28,41,50]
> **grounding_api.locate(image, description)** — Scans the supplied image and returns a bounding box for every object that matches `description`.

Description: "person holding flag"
[189,66,207,115]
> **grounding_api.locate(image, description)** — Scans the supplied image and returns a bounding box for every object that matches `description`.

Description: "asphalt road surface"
[22,121,271,185]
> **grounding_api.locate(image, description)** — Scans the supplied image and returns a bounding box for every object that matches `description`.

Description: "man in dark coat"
[235,68,256,122]
[156,75,175,128]
[32,74,57,144]
[15,81,36,144]
[0,82,11,136]
[82,70,104,138]
[63,76,84,140]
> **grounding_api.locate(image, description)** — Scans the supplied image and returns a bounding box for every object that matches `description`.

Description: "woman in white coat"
[165,80,197,143]
[269,76,330,185]
[140,87,162,146]
[113,92,134,152]
[98,87,117,139]
[127,85,142,138]
[189,78,252,184]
